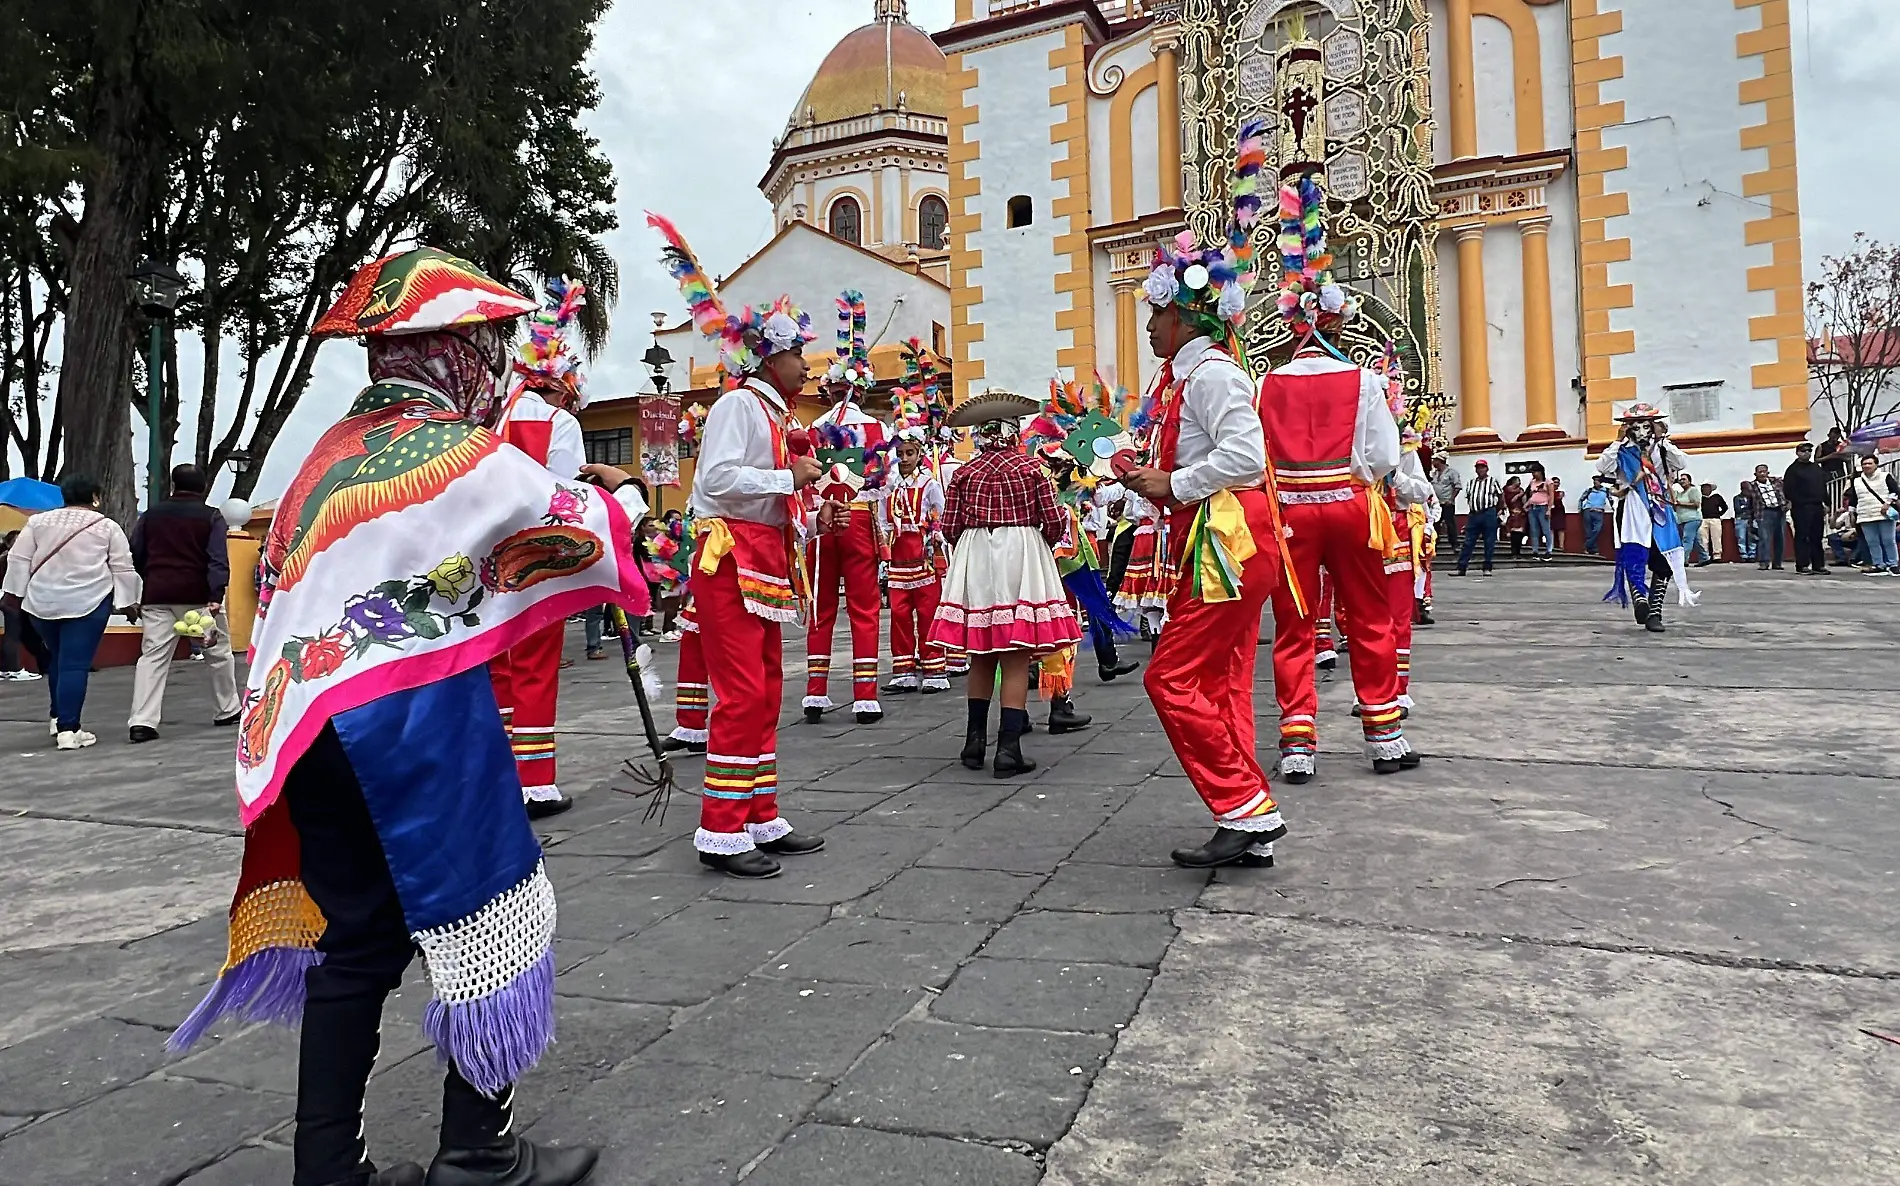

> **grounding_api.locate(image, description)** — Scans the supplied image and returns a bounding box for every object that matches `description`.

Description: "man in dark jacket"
[1783,442,1830,574]
[127,464,240,741]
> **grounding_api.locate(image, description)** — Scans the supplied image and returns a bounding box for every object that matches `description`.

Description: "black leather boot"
[962,699,989,769]
[659,736,707,755]
[992,708,1036,779]
[697,850,781,878]
[1047,696,1091,734]
[1646,576,1668,634]
[758,831,825,855]
[1171,826,1280,869]
[803,706,825,724]
[1632,587,1650,626]
[425,1138,598,1186]
[524,796,572,820]
[1098,659,1140,682]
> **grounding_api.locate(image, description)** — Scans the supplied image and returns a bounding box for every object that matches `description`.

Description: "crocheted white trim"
[886,575,938,591]
[1315,649,1337,665]
[1367,737,1411,761]
[746,819,793,844]
[414,863,557,1004]
[521,784,563,803]
[1280,754,1315,776]
[852,699,884,715]
[802,695,834,710]
[668,726,709,743]
[1222,809,1286,834]
[884,675,920,690]
[1397,694,1414,710]
[1247,840,1275,858]
[1383,560,1413,575]
[1278,488,1355,505]
[921,677,952,691]
[694,828,756,855]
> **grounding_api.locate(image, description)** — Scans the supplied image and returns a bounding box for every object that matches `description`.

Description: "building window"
[828,196,862,245]
[1006,195,1033,228]
[918,195,948,249]
[583,427,633,465]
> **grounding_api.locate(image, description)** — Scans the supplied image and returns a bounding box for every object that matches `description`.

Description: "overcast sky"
[152,0,1900,499]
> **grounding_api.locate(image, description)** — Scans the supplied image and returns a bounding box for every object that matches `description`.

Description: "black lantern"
[226,448,255,482]
[643,341,675,396]
[130,258,188,318]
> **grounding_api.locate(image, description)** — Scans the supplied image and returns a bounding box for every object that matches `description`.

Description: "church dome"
[791,5,949,126]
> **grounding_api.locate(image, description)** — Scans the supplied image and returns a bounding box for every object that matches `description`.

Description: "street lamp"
[130,258,188,506]
[643,341,674,396]
[226,448,255,485]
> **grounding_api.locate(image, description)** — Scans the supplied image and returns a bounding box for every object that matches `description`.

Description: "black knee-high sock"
[967,697,991,733]
[999,706,1029,740]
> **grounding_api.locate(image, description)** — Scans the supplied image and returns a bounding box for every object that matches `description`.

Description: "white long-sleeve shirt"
[689,377,797,527]
[1273,351,1400,484]
[504,390,586,483]
[1392,448,1434,507]
[2,507,143,620]
[1596,436,1690,488]
[879,467,944,534]
[1163,337,1268,505]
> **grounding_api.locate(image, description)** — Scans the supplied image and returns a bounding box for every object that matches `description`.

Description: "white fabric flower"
[1319,284,1347,314]
[1142,265,1179,308]
[1217,283,1248,321]
[762,311,802,354]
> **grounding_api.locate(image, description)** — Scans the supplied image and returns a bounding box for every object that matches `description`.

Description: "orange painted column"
[1453,223,1498,446]
[1518,216,1565,440]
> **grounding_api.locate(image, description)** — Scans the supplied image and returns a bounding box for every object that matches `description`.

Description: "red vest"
[1257,367,1363,501]
[503,419,553,467]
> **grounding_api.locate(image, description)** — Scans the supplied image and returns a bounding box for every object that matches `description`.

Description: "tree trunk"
[52,80,153,525]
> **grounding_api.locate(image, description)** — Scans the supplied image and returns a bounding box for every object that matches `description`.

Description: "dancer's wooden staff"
[609,605,677,822]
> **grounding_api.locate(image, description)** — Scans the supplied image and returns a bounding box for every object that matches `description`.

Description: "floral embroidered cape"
[235,380,647,824]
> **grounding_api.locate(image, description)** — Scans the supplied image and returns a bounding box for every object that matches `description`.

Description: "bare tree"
[1806,233,1900,433]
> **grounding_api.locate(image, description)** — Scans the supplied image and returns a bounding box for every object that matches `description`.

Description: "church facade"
[936,0,1811,492]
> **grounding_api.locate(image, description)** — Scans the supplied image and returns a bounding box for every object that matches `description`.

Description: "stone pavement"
[0,565,1897,1184]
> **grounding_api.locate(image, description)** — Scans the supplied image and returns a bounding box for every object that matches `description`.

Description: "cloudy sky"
[138,0,1900,499]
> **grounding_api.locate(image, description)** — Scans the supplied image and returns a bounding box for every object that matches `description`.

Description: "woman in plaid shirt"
[929,391,1081,777]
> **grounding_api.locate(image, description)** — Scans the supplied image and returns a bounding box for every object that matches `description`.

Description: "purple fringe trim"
[421,947,556,1098]
[167,946,322,1053]
[1603,541,1649,608]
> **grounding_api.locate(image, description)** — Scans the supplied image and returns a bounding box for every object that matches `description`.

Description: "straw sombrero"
[948,389,1040,428]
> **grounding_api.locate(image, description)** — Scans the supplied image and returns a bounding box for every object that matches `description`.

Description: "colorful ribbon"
[1180,489,1259,603]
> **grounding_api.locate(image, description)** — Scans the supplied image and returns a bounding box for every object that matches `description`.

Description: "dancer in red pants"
[1122,117,1294,870]
[882,428,949,694]
[1264,171,1417,782]
[662,599,709,754]
[652,213,829,878]
[805,291,890,724]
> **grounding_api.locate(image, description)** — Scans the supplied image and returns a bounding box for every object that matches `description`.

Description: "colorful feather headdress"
[1275,171,1355,336]
[648,211,813,377]
[891,337,948,442]
[824,290,874,393]
[512,278,589,407]
[1143,117,1268,335]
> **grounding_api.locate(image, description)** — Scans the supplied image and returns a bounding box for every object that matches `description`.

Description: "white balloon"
[219,498,252,529]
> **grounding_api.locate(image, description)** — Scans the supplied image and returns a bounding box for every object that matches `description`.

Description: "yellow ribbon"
[695,517,736,575]
[1367,482,1402,557]
[1185,489,1259,603]
[1408,504,1431,561]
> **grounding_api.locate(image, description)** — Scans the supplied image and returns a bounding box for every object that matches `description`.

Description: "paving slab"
[931,958,1154,1034]
[814,1020,1112,1147]
[763,917,993,989]
[0,1078,286,1186]
[745,1123,1041,1186]
[980,910,1178,968]
[177,1143,294,1185]
[705,823,942,906]
[855,867,1046,923]
[1026,861,1210,913]
[854,782,1019,830]
[556,901,828,1006]
[552,872,707,942]
[0,1017,181,1115]
[638,979,921,1080]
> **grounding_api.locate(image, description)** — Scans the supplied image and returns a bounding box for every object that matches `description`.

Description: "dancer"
[1116,119,1294,869]
[652,213,829,878]
[1598,403,1699,632]
[803,291,890,724]
[1370,352,1433,714]
[491,280,620,819]
[930,390,1081,777]
[661,601,709,755]
[1113,489,1171,637]
[882,419,951,695]
[172,247,650,1186]
[1261,170,1417,782]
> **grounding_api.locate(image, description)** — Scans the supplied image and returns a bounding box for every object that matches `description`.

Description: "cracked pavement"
[0,565,1896,1184]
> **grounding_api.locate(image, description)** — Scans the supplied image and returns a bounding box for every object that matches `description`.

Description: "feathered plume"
[1228,118,1268,294]
[649,212,752,373]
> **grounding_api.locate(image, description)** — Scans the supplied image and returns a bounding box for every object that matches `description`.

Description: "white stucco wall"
[651,224,949,387]
[1600,0,1777,428]
[1545,177,1585,437]
[1533,0,1572,148]
[1129,85,1161,218]
[1472,14,1517,158]
[1084,33,1154,227]
[963,29,1071,398]
[1481,225,1527,441]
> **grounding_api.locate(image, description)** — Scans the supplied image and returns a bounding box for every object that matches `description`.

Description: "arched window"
[1006,195,1034,228]
[828,196,862,245]
[918,195,949,249]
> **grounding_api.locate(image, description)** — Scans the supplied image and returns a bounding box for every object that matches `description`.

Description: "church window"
[1007,195,1034,228]
[919,195,949,249]
[829,196,862,244]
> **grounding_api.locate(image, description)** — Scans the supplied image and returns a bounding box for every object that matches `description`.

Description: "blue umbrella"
[0,477,61,512]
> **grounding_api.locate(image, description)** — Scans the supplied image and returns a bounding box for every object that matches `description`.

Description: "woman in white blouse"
[0,475,143,749]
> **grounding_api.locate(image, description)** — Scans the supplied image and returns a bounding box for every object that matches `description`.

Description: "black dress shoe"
[659,736,707,755]
[698,849,782,878]
[524,797,574,820]
[1047,697,1091,734]
[804,706,825,724]
[1399,749,1421,769]
[212,711,241,727]
[1373,758,1403,774]
[427,1137,598,1186]
[1281,768,1312,785]
[960,727,986,770]
[1171,826,1281,869]
[854,710,884,725]
[129,725,160,743]
[1097,659,1140,682]
[758,832,825,855]
[1317,656,1336,672]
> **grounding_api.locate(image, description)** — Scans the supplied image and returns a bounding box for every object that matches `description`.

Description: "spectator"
[1671,473,1703,566]
[1849,454,1900,575]
[1456,460,1502,576]
[1525,463,1555,560]
[1431,455,1462,553]
[1695,482,1727,566]
[1549,476,1567,552]
[1501,475,1528,558]
[1579,477,1612,554]
[0,530,48,681]
[1732,478,1759,561]
[1784,442,1829,574]
[1817,426,1853,483]
[0,474,142,749]
[1747,464,1786,570]
[1828,498,1864,568]
[126,464,241,742]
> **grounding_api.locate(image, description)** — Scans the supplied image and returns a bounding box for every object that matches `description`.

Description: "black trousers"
[287,724,513,1186]
[1105,527,1136,597]
[1,602,48,674]
[1791,503,1827,572]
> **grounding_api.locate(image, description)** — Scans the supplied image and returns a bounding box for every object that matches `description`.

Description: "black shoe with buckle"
[425,1137,598,1186]
[698,849,781,878]
[758,832,825,856]
[1047,697,1092,734]
[960,727,987,770]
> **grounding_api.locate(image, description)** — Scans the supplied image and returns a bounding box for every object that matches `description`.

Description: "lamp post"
[643,312,673,396]
[130,258,188,507]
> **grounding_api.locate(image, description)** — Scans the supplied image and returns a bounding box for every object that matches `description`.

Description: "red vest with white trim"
[1257,367,1363,502]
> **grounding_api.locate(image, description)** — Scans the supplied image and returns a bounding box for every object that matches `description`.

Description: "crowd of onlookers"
[1430,427,1900,577]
